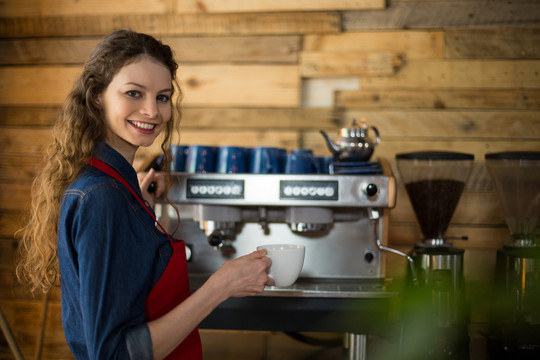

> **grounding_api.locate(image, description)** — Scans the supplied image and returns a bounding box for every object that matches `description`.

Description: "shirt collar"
[93,142,142,196]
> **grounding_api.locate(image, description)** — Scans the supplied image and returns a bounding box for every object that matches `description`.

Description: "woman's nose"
[140,99,159,118]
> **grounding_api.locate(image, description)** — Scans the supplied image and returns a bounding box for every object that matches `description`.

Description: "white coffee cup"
[257,244,305,287]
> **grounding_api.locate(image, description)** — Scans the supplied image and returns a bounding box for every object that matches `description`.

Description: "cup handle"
[370,126,380,147]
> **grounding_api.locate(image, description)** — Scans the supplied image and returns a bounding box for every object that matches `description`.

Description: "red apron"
[89,157,202,360]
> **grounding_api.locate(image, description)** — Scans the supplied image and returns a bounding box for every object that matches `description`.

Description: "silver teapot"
[320,118,380,162]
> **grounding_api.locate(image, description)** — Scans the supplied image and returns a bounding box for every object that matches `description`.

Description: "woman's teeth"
[130,121,156,130]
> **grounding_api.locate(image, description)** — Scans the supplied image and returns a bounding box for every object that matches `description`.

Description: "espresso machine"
[154,121,415,359]
[396,151,474,360]
[485,151,540,359]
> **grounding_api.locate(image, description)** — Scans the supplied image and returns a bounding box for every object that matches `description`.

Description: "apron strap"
[88,156,175,245]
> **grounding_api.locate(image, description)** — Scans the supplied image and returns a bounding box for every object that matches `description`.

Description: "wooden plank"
[0,182,31,211]
[303,31,445,60]
[1,271,25,300]
[180,65,300,107]
[335,89,540,110]
[181,108,339,129]
[302,133,540,160]
[0,0,40,17]
[0,239,17,271]
[0,106,338,129]
[360,60,540,89]
[445,28,540,59]
[300,51,402,77]
[302,77,360,107]
[389,161,493,193]
[0,65,300,107]
[176,0,385,13]
[0,106,60,127]
[0,153,43,181]
[1,271,61,302]
[317,111,540,139]
[0,127,302,182]
[0,12,341,38]
[394,184,500,225]
[0,212,25,238]
[0,66,80,106]
[164,35,300,63]
[0,128,51,154]
[343,1,540,30]
[374,140,540,163]
[1,271,61,301]
[0,35,300,65]
[1,127,301,176]
[0,37,100,65]
[384,161,493,193]
[390,190,506,226]
[0,0,172,17]
[0,300,72,360]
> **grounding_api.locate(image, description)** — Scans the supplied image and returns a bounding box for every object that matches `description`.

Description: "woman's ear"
[94,93,102,107]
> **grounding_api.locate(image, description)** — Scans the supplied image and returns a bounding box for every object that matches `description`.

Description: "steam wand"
[367,208,418,286]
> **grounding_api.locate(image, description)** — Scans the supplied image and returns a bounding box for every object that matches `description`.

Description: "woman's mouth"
[128,120,157,133]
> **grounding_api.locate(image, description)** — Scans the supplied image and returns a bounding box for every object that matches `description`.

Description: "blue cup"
[185,145,218,173]
[217,146,249,173]
[249,147,285,174]
[170,145,189,172]
[284,149,319,174]
[316,156,334,174]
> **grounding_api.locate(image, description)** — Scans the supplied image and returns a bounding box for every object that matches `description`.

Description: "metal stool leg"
[346,333,367,360]
[34,291,50,360]
[0,304,25,360]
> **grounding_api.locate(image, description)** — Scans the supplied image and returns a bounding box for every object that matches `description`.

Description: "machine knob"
[365,183,378,197]
[208,231,224,247]
[185,244,193,262]
[364,250,375,263]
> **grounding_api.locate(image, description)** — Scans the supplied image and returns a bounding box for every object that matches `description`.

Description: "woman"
[16,29,273,359]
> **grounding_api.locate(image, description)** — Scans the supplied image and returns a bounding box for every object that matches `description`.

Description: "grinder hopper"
[485,151,540,247]
[396,151,474,245]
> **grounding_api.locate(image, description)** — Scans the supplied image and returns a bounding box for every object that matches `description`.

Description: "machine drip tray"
[189,276,398,333]
[190,276,397,299]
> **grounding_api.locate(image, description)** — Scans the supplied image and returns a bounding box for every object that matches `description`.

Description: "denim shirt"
[57,142,172,359]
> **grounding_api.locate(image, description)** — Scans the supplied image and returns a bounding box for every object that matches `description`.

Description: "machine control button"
[280,180,339,201]
[365,183,378,197]
[186,179,244,199]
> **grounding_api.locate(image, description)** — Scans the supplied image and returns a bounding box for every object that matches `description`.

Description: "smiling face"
[99,55,173,163]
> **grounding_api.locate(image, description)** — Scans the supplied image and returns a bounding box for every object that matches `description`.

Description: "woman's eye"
[157,94,170,103]
[126,90,141,98]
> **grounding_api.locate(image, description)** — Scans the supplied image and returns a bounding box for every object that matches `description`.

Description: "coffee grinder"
[485,151,540,359]
[396,151,474,360]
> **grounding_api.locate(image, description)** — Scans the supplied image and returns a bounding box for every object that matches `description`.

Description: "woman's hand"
[137,168,165,208]
[209,249,275,298]
[147,249,274,359]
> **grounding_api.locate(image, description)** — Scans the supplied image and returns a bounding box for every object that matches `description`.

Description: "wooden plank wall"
[1,0,539,358]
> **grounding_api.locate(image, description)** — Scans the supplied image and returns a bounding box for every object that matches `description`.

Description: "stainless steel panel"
[167,173,393,208]
[162,217,384,279]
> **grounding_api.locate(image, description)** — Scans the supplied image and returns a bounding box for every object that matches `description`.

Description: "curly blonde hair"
[16,30,181,293]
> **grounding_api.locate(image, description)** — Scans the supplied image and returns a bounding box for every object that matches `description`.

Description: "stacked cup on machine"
[170,145,335,175]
